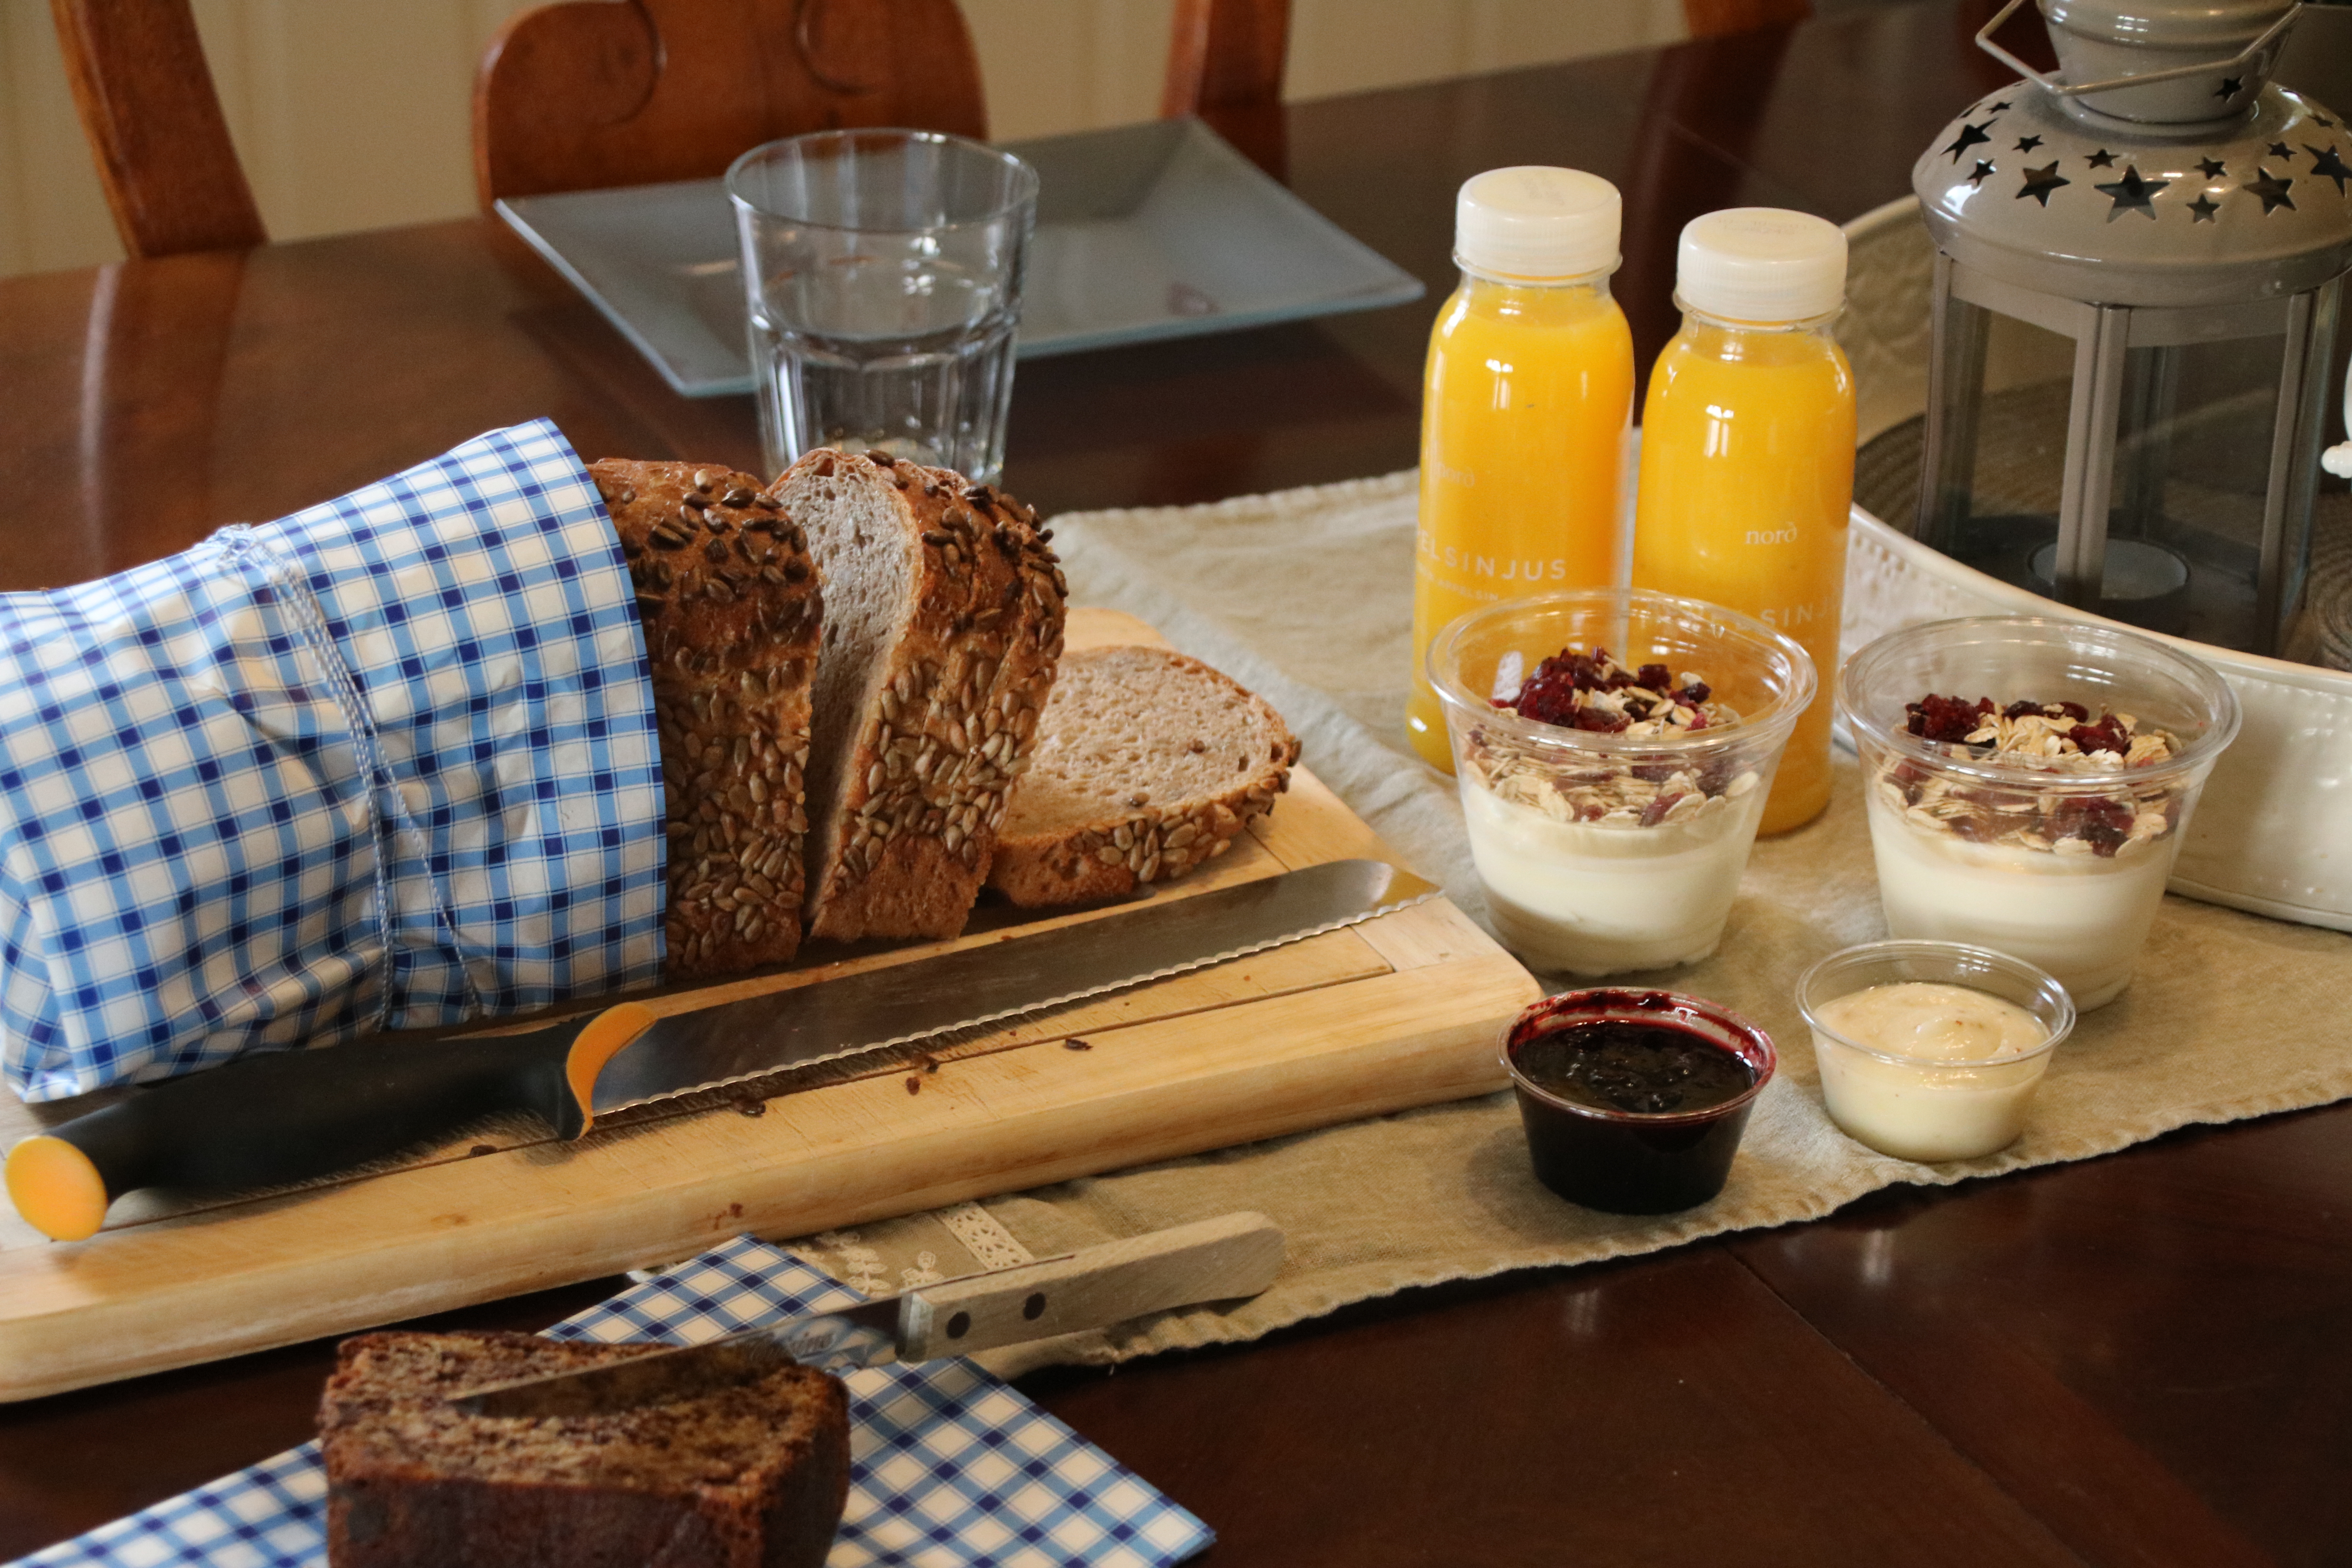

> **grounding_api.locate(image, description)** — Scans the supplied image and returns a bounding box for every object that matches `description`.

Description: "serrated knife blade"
[4,862,1432,1241]
[589,857,1438,1113]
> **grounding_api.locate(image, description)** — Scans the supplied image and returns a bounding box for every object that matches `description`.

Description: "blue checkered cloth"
[0,421,666,1101]
[12,1235,1215,1568]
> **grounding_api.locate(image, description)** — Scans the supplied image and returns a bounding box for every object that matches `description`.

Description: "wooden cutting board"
[0,608,1537,1401]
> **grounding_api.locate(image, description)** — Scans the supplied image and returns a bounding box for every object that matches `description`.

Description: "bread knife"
[7,859,1437,1241]
[452,1211,1285,1418]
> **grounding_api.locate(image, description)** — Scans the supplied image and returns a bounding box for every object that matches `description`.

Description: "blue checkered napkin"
[13,1236,1214,1568]
[0,420,665,1101]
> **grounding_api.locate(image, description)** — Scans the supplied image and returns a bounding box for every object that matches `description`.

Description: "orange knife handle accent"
[2,1005,655,1242]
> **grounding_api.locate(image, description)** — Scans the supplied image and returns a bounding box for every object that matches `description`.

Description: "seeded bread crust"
[320,1329,849,1568]
[774,450,1066,943]
[986,646,1301,908]
[593,460,821,982]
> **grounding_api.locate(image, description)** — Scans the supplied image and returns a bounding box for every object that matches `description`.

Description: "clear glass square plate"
[494,117,1426,399]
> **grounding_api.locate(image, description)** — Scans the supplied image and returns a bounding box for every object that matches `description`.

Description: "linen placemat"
[13,1235,1211,1568]
[788,469,2352,1379]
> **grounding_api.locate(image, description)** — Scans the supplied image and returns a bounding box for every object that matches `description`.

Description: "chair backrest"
[1682,0,1813,39]
[49,0,266,258]
[476,0,1292,205]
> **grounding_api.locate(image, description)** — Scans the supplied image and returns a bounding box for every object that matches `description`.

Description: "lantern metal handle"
[1974,0,2305,99]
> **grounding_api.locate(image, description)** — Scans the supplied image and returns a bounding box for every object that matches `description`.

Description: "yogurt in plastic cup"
[1836,617,2239,1010]
[1428,589,1815,976]
[1797,940,2074,1161]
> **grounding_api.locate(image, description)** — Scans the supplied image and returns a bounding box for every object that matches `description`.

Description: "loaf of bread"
[772,450,1066,942]
[320,1329,849,1568]
[987,645,1300,907]
[593,461,821,981]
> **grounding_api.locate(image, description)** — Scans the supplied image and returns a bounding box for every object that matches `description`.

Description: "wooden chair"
[474,0,1293,205]
[49,0,265,259]
[1683,0,1812,39]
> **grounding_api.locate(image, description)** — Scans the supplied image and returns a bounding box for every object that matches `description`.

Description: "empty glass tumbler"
[729,130,1038,484]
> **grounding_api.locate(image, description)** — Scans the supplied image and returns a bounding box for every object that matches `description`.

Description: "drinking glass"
[728,129,1038,484]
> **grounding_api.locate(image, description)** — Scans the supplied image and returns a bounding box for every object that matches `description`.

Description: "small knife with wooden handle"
[450,1211,1285,1418]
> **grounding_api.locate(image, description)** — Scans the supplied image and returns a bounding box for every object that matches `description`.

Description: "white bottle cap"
[1675,208,1847,324]
[1455,167,1621,281]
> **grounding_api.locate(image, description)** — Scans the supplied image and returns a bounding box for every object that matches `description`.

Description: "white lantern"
[1912,0,2352,656]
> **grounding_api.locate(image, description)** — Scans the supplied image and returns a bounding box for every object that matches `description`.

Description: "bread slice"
[986,645,1301,907]
[594,460,821,982]
[320,1329,849,1568]
[771,450,1065,942]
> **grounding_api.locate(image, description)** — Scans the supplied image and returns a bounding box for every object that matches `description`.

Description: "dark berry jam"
[1514,1020,1758,1116]
[1503,991,1774,1215]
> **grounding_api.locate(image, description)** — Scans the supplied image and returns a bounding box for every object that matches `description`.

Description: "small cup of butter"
[1795,940,2075,1162]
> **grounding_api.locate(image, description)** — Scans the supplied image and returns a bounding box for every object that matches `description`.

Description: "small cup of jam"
[1501,989,1775,1214]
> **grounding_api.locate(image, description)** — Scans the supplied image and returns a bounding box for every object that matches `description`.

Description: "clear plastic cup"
[1836,617,2240,1010]
[1797,940,2075,1161]
[1501,988,1777,1213]
[1427,589,1817,976]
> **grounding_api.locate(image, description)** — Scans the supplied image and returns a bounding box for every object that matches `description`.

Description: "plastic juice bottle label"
[1632,324,1853,832]
[1408,280,1633,771]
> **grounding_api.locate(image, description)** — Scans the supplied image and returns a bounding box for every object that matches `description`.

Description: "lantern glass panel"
[1922,307,2301,650]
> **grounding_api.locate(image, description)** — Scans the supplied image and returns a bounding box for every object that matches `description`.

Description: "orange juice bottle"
[1406,168,1635,772]
[1632,209,1853,833]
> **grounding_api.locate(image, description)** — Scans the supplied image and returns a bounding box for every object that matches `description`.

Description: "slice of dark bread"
[771,450,1065,942]
[320,1329,849,1568]
[594,461,821,982]
[986,645,1301,907]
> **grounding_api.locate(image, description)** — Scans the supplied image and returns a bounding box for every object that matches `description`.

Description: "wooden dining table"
[3,1,2347,1561]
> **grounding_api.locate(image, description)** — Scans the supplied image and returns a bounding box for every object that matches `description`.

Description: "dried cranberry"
[1636,663,1674,692]
[1906,693,1993,744]
[2001,699,2043,721]
[2050,795,2133,857]
[2066,717,2130,756]
[1677,681,1711,707]
[1640,792,1686,827]
[2055,701,2089,721]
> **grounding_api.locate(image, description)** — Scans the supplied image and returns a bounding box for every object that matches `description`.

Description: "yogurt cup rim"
[1834,615,2242,788]
[1499,988,1779,1125]
[1794,939,2078,1071]
[1428,588,1818,757]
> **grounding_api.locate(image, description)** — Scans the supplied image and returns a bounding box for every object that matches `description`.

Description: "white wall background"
[0,0,1688,279]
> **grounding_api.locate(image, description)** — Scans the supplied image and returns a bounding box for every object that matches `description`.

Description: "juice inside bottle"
[1407,168,1634,772]
[1632,209,1853,833]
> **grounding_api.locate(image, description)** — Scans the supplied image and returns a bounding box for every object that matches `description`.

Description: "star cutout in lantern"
[2318,114,2338,129]
[2094,164,2169,220]
[2016,135,2043,152]
[2016,162,2071,206]
[2189,194,2220,222]
[2197,157,2228,178]
[1984,100,2012,114]
[2307,143,2352,193]
[2242,167,2297,214]
[2269,142,2296,160]
[1943,120,1994,163]
[1968,160,1996,187]
[2218,76,2244,99]
[2086,148,2118,168]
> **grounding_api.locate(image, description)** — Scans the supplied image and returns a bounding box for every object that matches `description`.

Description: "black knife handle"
[3,1003,656,1242]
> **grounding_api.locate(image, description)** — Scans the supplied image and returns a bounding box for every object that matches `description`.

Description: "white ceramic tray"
[496,117,1425,398]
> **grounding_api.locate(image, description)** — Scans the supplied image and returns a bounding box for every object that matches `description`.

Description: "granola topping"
[1880,693,2183,858]
[1464,644,1757,829]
